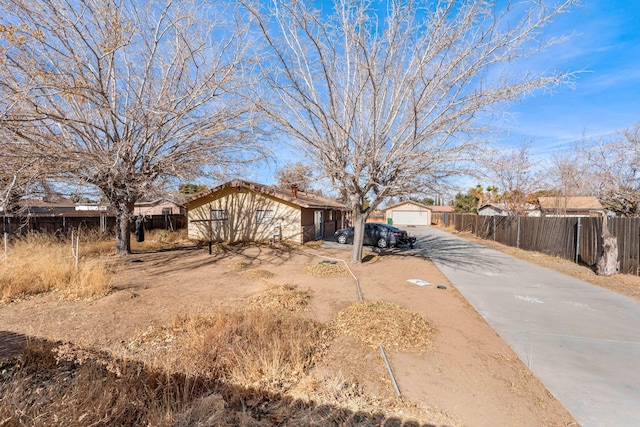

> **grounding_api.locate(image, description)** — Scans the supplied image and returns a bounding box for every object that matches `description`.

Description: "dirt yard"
[0,241,578,426]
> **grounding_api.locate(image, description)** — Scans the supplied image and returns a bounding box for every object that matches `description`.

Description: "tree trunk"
[350,210,367,264]
[114,200,135,255]
[597,215,619,276]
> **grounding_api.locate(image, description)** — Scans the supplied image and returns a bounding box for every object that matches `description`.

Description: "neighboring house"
[15,198,77,216]
[538,196,604,217]
[429,205,454,214]
[366,210,386,223]
[478,203,508,216]
[478,202,540,217]
[184,179,347,244]
[384,200,432,226]
[75,203,108,212]
[133,199,185,216]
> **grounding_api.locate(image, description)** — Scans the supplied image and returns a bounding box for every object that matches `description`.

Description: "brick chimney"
[291,183,298,198]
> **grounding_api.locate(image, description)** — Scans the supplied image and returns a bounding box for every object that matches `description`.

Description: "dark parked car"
[334,223,416,249]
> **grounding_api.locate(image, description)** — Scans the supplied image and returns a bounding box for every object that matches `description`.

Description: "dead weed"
[304,261,349,277]
[247,283,310,312]
[332,301,435,351]
[228,260,251,270]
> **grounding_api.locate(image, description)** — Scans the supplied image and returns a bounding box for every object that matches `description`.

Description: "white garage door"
[391,210,429,226]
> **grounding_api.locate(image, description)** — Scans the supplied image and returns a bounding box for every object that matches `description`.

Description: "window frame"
[255,209,275,224]
[211,209,229,221]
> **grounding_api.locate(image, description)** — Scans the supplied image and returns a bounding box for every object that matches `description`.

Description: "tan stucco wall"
[187,187,302,243]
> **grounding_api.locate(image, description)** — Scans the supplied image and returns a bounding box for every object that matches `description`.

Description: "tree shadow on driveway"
[393,233,514,275]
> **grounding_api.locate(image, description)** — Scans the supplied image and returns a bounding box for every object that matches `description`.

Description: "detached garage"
[384,201,432,226]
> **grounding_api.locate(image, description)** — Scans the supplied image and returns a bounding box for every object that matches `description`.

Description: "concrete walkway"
[411,226,640,427]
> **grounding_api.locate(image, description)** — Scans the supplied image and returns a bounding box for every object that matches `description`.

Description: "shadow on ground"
[118,243,308,279]
[324,230,512,275]
[0,332,448,427]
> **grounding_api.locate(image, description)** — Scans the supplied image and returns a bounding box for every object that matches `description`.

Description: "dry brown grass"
[0,283,452,426]
[131,229,190,252]
[0,340,216,427]
[304,261,349,277]
[0,234,112,302]
[167,308,325,391]
[0,229,193,301]
[332,301,435,351]
[0,338,442,427]
[302,240,324,249]
[228,260,251,270]
[247,283,310,312]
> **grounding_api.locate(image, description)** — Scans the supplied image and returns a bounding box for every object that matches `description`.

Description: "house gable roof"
[183,179,346,210]
[538,196,603,211]
[384,200,433,211]
[478,203,505,213]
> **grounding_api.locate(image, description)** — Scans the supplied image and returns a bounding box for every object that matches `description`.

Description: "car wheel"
[337,234,348,244]
[377,238,388,248]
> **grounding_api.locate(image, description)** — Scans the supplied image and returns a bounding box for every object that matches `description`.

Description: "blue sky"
[497,0,640,154]
[244,0,640,188]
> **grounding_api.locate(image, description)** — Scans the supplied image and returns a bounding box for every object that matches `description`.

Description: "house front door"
[314,210,324,240]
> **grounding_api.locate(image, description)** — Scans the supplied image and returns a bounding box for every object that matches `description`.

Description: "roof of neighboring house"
[429,205,454,213]
[19,198,76,208]
[478,203,506,213]
[538,196,604,211]
[479,202,538,212]
[384,200,433,210]
[383,200,454,212]
[184,179,347,210]
[134,198,183,207]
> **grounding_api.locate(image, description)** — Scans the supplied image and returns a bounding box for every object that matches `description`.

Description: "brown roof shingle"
[538,196,604,211]
[183,179,346,210]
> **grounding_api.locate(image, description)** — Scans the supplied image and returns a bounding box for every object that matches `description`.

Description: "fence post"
[493,216,496,241]
[3,232,7,269]
[575,217,582,264]
[517,217,521,249]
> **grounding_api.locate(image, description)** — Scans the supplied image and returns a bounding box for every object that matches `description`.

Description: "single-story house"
[133,199,185,216]
[538,196,604,217]
[478,202,540,217]
[384,200,432,226]
[184,179,347,244]
[478,203,507,216]
[14,198,78,216]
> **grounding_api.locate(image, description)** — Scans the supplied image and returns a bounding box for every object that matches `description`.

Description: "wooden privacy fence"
[1,214,186,236]
[433,213,640,275]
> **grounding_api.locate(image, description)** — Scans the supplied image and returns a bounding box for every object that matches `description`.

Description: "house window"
[256,209,274,224]
[211,209,228,221]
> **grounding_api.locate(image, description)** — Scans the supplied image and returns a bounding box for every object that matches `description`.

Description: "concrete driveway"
[406,226,640,426]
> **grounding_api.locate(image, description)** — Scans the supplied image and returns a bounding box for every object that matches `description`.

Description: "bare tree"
[244,0,576,262]
[487,142,540,215]
[581,125,640,216]
[0,137,49,215]
[0,0,262,253]
[548,150,593,198]
[276,162,313,192]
